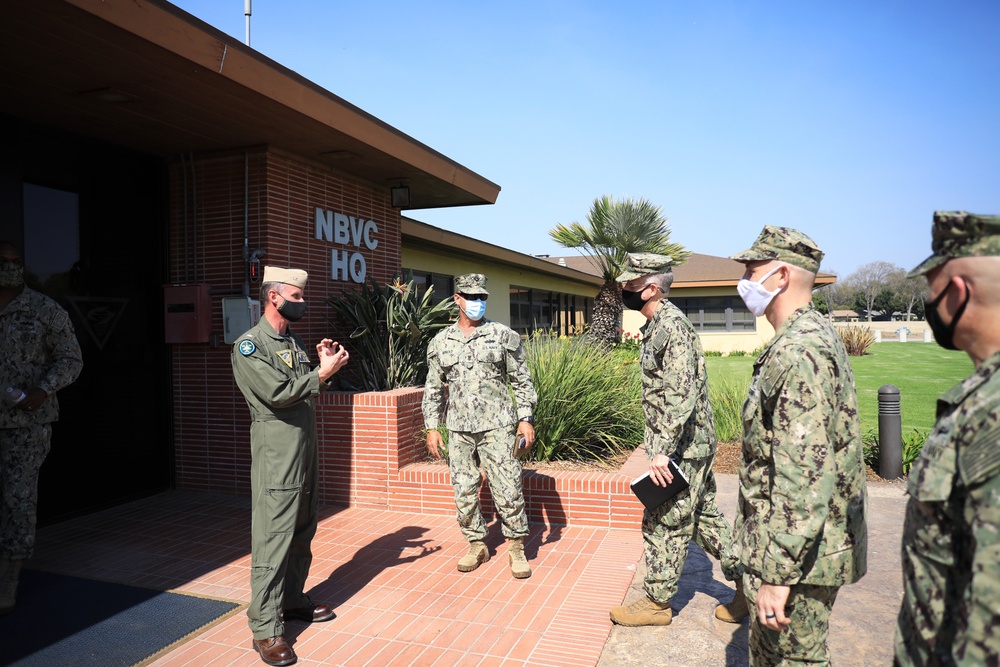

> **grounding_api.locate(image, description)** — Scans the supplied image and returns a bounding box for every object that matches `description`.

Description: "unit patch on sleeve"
[238,340,256,356]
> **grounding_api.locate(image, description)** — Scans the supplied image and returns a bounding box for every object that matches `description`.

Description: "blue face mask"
[462,299,487,321]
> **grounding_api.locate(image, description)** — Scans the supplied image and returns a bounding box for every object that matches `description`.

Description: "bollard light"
[878,385,903,480]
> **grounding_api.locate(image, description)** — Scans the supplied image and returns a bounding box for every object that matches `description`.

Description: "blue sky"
[171,1,999,279]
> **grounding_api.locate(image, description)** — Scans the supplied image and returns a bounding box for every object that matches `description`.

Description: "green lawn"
[706,343,973,440]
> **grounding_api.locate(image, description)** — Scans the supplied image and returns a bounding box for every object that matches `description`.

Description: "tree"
[890,270,928,321]
[845,261,899,322]
[549,195,690,348]
[855,287,903,321]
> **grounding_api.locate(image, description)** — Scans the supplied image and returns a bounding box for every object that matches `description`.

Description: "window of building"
[403,269,453,301]
[510,286,591,336]
[670,296,756,332]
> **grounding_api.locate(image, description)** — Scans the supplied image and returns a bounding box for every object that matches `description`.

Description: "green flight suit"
[232,317,329,641]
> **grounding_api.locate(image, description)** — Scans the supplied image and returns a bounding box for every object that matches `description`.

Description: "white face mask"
[462,299,487,321]
[737,266,782,317]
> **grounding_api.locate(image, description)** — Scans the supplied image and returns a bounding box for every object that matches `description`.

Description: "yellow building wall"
[622,285,775,354]
[401,247,599,328]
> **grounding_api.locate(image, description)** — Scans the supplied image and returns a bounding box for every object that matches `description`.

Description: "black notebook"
[630,459,690,510]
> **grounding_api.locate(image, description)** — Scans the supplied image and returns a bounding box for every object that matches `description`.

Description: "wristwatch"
[519,416,534,425]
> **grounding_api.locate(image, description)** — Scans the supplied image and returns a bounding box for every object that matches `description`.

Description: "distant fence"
[834,320,932,342]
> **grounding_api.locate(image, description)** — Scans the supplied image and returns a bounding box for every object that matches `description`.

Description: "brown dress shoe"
[252,636,296,666]
[283,603,336,623]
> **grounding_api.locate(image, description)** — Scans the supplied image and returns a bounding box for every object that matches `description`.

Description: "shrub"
[326,277,457,391]
[902,429,927,474]
[727,349,749,357]
[704,350,723,357]
[709,375,750,444]
[614,329,642,353]
[840,325,876,356]
[523,335,643,464]
[861,427,927,476]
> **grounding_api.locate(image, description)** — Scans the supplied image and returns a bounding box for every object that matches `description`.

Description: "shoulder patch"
[238,340,256,356]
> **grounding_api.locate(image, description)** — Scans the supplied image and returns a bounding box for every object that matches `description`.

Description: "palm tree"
[549,195,690,348]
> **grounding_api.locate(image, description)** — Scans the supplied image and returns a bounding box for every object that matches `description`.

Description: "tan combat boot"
[508,537,531,579]
[714,578,749,623]
[457,541,489,572]
[0,559,23,615]
[610,595,673,626]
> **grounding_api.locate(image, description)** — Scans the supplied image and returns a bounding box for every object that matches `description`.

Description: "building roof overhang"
[402,218,603,288]
[542,253,837,288]
[0,0,499,210]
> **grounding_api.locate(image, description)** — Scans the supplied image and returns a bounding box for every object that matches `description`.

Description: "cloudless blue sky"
[171,1,999,279]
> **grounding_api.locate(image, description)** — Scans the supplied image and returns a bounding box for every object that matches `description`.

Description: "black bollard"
[878,385,903,480]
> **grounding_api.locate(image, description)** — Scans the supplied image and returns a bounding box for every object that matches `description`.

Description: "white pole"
[244,0,252,46]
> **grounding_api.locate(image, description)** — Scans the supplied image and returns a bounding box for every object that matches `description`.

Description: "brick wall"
[164,147,646,529]
[168,148,401,496]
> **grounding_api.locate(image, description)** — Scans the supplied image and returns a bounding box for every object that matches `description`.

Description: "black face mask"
[278,297,307,322]
[924,281,968,351]
[622,287,651,311]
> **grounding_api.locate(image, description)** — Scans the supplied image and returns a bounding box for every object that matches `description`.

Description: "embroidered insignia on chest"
[238,340,256,356]
[277,350,294,368]
[297,352,309,363]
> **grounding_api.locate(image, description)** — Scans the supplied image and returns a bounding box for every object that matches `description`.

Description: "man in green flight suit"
[423,273,537,579]
[895,211,1000,667]
[232,265,350,667]
[608,252,745,627]
[729,226,868,666]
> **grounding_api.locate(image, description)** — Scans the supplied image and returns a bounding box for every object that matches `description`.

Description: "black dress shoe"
[252,636,296,666]
[283,603,336,623]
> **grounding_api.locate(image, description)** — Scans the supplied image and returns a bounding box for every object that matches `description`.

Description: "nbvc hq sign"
[314,207,380,283]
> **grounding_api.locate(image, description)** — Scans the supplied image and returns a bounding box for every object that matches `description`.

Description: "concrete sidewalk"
[598,473,907,667]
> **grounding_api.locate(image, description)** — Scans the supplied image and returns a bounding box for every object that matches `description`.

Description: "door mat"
[0,569,245,666]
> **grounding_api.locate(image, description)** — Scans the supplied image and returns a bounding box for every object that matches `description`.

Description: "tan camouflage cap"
[616,253,674,282]
[262,265,308,288]
[908,211,1000,277]
[730,225,824,273]
[455,273,489,296]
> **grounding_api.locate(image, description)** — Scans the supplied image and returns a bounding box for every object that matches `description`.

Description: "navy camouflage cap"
[730,225,824,273]
[455,273,489,296]
[616,253,674,282]
[908,211,1000,278]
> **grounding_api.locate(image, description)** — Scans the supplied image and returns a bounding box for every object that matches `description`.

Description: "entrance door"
[7,123,172,525]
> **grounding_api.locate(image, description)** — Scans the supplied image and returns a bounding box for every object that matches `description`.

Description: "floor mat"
[0,569,244,666]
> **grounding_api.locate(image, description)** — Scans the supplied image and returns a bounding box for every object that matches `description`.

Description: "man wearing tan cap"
[895,211,1000,667]
[232,265,349,666]
[729,227,867,666]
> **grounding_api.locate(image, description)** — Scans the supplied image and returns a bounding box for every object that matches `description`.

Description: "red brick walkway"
[29,490,643,666]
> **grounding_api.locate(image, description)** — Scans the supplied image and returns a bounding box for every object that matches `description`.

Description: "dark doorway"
[2,118,172,524]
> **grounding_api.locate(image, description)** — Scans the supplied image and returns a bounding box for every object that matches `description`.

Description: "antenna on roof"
[244,0,252,46]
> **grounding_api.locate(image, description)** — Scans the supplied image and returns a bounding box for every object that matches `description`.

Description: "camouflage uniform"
[232,290,331,641]
[1,287,84,561]
[636,296,741,603]
[731,227,868,666]
[895,211,1000,667]
[422,275,536,543]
